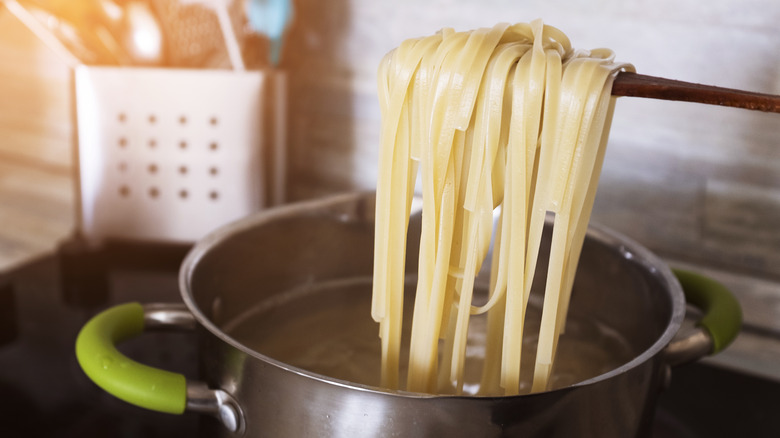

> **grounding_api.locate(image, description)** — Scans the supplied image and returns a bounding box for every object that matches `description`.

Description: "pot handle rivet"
[187,381,243,432]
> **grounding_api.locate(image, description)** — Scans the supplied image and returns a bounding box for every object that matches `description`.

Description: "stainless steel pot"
[76,192,741,437]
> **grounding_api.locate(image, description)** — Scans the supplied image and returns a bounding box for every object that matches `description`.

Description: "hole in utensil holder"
[149,187,160,199]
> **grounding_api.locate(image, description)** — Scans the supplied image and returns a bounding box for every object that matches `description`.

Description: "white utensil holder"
[73,66,285,246]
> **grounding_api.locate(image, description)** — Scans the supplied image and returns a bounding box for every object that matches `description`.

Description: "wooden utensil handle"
[612,72,780,113]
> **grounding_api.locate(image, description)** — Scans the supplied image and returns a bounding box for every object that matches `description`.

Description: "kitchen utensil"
[181,0,245,70]
[92,0,130,66]
[6,0,158,65]
[246,0,293,65]
[150,0,223,68]
[95,0,124,25]
[73,65,272,245]
[89,0,164,66]
[120,1,165,65]
[75,192,741,437]
[613,72,780,113]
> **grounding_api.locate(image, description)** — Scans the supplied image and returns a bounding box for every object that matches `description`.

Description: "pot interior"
[184,193,681,395]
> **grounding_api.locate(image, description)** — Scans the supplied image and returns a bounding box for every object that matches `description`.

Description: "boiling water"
[224,276,635,396]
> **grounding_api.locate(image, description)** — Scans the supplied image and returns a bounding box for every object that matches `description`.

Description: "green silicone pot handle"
[673,269,742,354]
[75,302,187,414]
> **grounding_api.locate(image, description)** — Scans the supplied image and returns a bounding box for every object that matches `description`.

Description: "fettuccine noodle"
[372,20,633,395]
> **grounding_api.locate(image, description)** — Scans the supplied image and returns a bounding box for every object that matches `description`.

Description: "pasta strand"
[374,19,634,395]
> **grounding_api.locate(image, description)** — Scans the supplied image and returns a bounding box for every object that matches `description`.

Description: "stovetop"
[1,239,778,437]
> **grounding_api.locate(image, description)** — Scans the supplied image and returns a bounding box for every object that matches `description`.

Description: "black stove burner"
[0,240,199,437]
[1,239,778,437]
[656,360,780,437]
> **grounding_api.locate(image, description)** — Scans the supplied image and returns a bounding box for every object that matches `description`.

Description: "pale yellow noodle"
[374,19,633,396]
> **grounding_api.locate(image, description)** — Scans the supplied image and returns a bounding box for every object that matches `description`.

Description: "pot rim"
[179,192,686,400]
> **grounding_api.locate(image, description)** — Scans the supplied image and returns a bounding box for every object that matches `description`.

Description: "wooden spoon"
[612,72,780,113]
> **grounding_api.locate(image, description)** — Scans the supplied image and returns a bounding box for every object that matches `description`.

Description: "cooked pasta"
[372,20,633,395]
